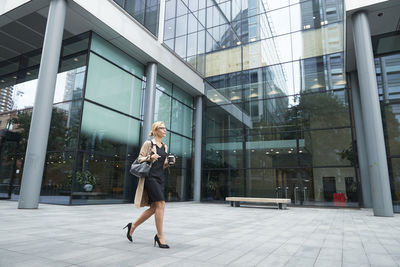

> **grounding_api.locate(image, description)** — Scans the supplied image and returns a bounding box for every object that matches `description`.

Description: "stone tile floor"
[1,200,400,266]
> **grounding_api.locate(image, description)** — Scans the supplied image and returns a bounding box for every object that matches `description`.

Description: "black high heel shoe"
[123,223,133,242]
[154,234,170,249]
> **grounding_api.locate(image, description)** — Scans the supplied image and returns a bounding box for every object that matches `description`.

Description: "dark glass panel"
[389,158,400,213]
[303,128,353,167]
[62,37,90,57]
[167,167,192,201]
[47,101,82,151]
[114,0,124,7]
[40,151,76,204]
[71,152,131,204]
[202,169,243,200]
[383,104,400,156]
[144,0,160,36]
[376,54,400,102]
[125,0,145,24]
[297,90,350,129]
[205,135,244,169]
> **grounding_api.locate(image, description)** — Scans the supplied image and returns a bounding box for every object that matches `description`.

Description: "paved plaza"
[1,200,400,266]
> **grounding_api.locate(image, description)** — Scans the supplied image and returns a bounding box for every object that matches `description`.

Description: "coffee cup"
[168,154,175,164]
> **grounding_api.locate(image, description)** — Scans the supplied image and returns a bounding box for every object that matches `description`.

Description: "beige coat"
[134,140,169,208]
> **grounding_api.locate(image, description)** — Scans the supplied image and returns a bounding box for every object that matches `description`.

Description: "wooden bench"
[226,197,291,209]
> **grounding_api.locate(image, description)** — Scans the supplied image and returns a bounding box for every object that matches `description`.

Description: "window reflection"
[114,0,160,36]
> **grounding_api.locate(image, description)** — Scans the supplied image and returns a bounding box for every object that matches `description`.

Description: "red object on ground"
[333,193,346,207]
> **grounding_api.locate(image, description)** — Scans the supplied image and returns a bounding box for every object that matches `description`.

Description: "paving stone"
[1,200,400,266]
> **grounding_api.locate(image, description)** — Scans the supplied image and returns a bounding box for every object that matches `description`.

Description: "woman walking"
[123,121,174,248]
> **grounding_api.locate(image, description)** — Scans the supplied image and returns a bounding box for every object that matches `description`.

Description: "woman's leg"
[154,200,166,244]
[130,204,156,235]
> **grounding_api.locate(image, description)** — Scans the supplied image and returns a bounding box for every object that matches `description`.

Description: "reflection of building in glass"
[0,86,14,113]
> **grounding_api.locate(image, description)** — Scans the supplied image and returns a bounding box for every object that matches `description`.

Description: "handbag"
[130,141,154,178]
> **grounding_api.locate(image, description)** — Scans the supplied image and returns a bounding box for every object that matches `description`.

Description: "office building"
[0,0,399,216]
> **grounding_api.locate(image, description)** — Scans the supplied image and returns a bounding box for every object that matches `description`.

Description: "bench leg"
[232,201,240,207]
[278,203,287,210]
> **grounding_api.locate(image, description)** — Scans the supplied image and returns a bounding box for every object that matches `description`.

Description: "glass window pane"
[2,59,85,113]
[144,0,160,36]
[165,0,176,20]
[48,101,82,151]
[80,101,141,153]
[175,15,188,37]
[154,89,171,127]
[175,35,187,58]
[62,36,89,57]
[90,33,144,78]
[389,158,400,212]
[263,0,289,11]
[268,7,290,36]
[243,34,291,70]
[125,0,145,24]
[169,133,192,168]
[187,33,197,57]
[176,0,188,16]
[206,46,242,76]
[304,128,353,167]
[40,151,76,204]
[298,90,350,129]
[173,85,193,107]
[384,104,400,156]
[85,53,142,118]
[171,99,193,137]
[157,75,173,94]
[187,12,198,34]
[205,134,244,169]
[291,23,343,61]
[164,18,176,40]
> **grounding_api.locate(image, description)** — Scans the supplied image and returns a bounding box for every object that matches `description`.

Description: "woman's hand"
[150,153,160,161]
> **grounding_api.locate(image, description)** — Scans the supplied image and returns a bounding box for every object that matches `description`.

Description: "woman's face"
[156,124,167,138]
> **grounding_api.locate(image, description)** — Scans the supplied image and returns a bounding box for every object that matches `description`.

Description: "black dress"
[144,144,167,204]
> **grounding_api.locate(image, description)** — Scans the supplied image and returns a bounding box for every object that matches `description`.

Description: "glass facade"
[374,32,400,212]
[154,76,194,201]
[113,0,161,36]
[2,0,399,210]
[165,0,356,207]
[0,33,89,203]
[0,31,194,204]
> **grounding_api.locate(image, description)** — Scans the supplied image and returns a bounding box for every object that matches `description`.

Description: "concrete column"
[18,0,67,209]
[193,95,203,201]
[158,0,166,43]
[141,63,157,143]
[350,72,372,208]
[352,11,393,216]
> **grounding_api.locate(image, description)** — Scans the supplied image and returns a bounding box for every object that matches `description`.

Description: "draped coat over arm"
[134,140,169,208]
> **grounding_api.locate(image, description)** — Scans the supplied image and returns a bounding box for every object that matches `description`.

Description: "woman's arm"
[137,141,152,163]
[163,144,169,169]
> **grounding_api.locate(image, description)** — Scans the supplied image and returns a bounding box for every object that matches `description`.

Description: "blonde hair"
[149,121,165,136]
